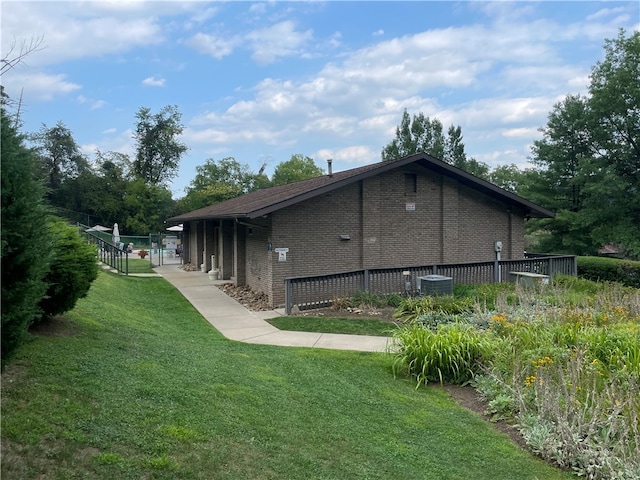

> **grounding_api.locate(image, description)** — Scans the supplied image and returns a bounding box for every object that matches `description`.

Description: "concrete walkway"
[153,264,393,353]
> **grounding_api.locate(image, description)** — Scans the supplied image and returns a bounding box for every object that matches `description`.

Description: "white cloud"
[502,127,539,139]
[183,32,238,59]
[332,145,379,164]
[246,21,313,64]
[77,95,107,110]
[1,3,166,67]
[142,76,166,87]
[2,71,80,101]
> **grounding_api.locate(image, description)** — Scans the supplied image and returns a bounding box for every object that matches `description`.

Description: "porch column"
[196,221,205,270]
[205,220,215,271]
[219,219,234,280]
[234,222,247,285]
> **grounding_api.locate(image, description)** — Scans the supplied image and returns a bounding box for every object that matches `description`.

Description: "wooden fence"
[284,255,577,314]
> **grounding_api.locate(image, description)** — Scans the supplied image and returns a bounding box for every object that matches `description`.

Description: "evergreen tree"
[1,108,53,364]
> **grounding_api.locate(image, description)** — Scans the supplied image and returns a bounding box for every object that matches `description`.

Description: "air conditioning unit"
[418,275,453,296]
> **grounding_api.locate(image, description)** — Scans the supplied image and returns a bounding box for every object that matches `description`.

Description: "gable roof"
[169,153,554,222]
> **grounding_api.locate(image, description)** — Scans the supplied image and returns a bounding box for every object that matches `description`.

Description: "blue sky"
[2,1,638,198]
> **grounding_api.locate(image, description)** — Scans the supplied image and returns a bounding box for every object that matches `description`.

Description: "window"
[404,173,417,194]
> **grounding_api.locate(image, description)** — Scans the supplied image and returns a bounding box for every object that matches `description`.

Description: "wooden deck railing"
[284,255,577,314]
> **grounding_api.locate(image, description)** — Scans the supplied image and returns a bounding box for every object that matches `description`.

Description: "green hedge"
[577,256,640,288]
[38,217,99,320]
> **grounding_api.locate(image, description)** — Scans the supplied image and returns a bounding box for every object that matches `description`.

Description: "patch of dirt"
[299,305,399,323]
[434,384,528,450]
[28,315,78,338]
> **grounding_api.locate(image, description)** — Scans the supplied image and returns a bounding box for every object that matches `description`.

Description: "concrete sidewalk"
[153,264,393,353]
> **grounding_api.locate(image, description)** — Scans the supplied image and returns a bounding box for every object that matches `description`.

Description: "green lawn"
[267,316,398,336]
[1,272,573,480]
[125,257,156,274]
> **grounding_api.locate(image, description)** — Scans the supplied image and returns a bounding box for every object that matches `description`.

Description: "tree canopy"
[31,121,89,202]
[178,157,268,213]
[381,110,490,179]
[527,29,640,258]
[133,105,188,187]
[271,154,324,186]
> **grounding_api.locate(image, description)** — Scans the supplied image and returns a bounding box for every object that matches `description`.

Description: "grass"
[125,258,156,274]
[266,316,398,336]
[1,272,573,480]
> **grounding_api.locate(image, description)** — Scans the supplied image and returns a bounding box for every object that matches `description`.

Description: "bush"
[1,109,53,365]
[578,256,640,288]
[37,217,99,319]
[392,323,489,385]
[394,295,474,322]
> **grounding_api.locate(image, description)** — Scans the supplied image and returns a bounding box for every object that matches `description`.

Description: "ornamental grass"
[392,278,640,479]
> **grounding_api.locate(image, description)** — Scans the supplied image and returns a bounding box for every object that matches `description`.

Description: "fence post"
[432,264,438,275]
[285,279,292,315]
[363,269,369,293]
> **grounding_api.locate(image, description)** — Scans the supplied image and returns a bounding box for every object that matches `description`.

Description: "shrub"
[394,295,474,322]
[1,109,53,365]
[578,256,640,288]
[517,352,640,479]
[37,217,99,319]
[392,323,489,385]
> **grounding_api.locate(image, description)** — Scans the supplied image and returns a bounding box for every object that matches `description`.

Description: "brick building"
[168,153,554,307]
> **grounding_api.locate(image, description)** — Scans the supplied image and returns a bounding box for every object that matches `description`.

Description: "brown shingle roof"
[169,153,555,222]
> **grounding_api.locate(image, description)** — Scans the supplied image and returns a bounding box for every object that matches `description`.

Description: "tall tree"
[583,29,640,257]
[382,110,490,179]
[528,30,640,258]
[271,154,324,185]
[530,95,593,214]
[133,105,188,186]
[1,107,53,364]
[32,121,89,201]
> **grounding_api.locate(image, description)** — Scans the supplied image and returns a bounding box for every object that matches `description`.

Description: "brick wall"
[242,167,529,307]
[243,219,272,299]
